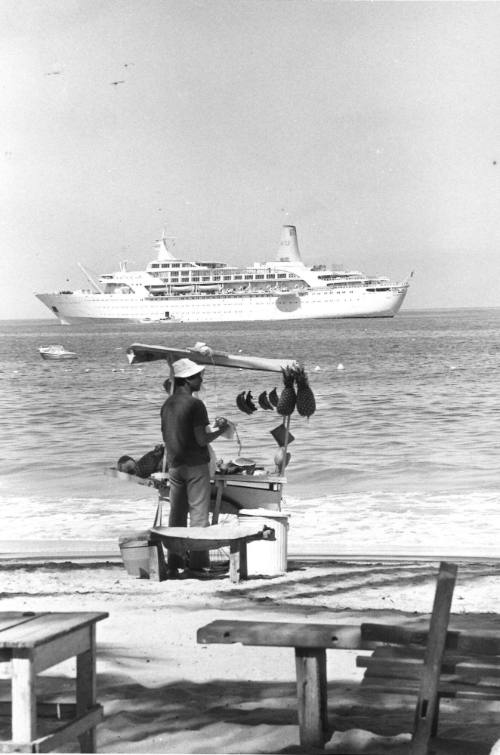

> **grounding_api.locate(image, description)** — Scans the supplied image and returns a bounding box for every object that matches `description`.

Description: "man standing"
[160,358,228,578]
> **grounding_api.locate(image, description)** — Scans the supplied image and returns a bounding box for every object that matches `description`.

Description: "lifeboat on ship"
[171,285,194,294]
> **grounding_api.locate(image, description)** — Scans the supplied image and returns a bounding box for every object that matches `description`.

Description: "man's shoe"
[209,560,229,573]
[183,567,215,580]
[165,568,180,580]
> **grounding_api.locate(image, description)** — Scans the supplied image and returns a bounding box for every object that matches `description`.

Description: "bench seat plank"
[360,673,500,698]
[0,613,108,649]
[197,620,369,649]
[362,623,500,656]
[359,644,500,669]
[359,656,500,685]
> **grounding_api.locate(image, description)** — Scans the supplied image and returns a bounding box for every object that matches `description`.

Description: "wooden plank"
[76,626,97,753]
[360,677,426,695]
[197,620,366,649]
[11,653,36,744]
[449,630,500,657]
[357,653,458,678]
[361,623,434,647]
[34,627,90,674]
[0,615,42,633]
[0,700,76,719]
[455,687,500,700]
[34,705,103,754]
[455,660,500,679]
[361,644,500,671]
[360,674,500,701]
[0,613,108,649]
[295,647,328,749]
[126,342,296,373]
[362,623,500,658]
[411,561,457,755]
[357,657,425,680]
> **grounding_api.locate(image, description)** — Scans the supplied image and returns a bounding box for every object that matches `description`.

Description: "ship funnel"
[276,225,302,263]
[156,231,177,261]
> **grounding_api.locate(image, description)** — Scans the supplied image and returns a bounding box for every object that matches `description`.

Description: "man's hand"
[214,416,229,431]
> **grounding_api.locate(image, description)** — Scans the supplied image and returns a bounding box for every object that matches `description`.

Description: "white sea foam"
[2,488,499,559]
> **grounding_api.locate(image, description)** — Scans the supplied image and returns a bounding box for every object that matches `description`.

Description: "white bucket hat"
[172,358,205,379]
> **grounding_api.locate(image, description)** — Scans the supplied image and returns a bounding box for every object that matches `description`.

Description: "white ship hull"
[36,285,408,325]
[35,225,411,324]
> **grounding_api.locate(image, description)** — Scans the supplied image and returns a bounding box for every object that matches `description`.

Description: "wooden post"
[410,561,457,755]
[153,497,163,528]
[212,480,224,525]
[294,647,328,749]
[11,651,36,744]
[239,541,248,581]
[76,625,97,753]
[280,415,291,476]
[148,542,167,581]
[229,539,248,583]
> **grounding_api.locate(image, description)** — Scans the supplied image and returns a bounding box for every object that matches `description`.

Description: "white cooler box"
[237,509,290,576]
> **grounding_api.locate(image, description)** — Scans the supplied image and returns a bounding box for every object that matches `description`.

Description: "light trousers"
[167,463,210,570]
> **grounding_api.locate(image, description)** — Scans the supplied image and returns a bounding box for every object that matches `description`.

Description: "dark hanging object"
[245,391,258,413]
[258,391,274,410]
[295,366,316,418]
[236,391,252,414]
[268,387,279,407]
[276,367,296,416]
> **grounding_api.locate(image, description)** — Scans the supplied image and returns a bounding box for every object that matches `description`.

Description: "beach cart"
[112,341,313,578]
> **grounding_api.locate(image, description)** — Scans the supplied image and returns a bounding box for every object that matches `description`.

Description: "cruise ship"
[35,225,411,324]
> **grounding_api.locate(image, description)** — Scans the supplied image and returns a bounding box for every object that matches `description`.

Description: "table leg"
[76,625,97,753]
[153,496,163,528]
[212,482,224,525]
[294,647,328,748]
[11,651,36,744]
[229,539,248,583]
[239,541,248,580]
[148,541,167,581]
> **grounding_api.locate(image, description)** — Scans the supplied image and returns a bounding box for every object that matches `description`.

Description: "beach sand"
[1,555,500,754]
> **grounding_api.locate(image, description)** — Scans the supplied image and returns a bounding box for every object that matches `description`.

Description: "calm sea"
[1,310,499,555]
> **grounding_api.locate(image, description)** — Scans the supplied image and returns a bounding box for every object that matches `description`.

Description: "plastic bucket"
[118,531,152,578]
[237,510,290,576]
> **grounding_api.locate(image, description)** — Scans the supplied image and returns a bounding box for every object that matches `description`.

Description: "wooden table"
[211,473,286,523]
[150,523,276,582]
[0,611,108,753]
[106,468,286,522]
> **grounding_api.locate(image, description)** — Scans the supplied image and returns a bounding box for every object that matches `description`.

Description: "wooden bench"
[356,621,500,733]
[197,562,500,753]
[0,611,108,753]
[150,523,275,583]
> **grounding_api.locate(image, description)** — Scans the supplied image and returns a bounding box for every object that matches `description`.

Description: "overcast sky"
[2,0,500,319]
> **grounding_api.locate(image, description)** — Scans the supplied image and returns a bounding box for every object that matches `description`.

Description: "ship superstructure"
[35,226,411,324]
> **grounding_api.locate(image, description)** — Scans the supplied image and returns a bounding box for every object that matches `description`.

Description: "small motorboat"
[136,315,182,324]
[39,344,78,361]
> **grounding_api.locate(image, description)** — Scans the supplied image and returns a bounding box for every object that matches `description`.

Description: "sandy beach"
[1,554,500,754]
